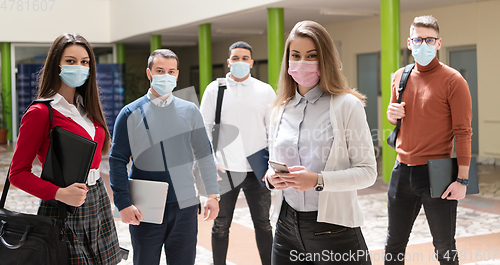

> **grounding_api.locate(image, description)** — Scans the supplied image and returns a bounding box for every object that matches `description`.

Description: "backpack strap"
[394,64,415,129]
[214,78,227,127]
[212,78,227,152]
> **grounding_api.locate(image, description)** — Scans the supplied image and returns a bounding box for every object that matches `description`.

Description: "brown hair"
[37,33,111,154]
[410,15,439,37]
[147,49,179,69]
[274,20,365,107]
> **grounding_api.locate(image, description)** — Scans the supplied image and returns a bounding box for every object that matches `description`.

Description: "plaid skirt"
[38,178,121,265]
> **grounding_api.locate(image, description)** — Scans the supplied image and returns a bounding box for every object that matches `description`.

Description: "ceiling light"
[161,41,197,47]
[320,8,377,17]
[215,28,265,35]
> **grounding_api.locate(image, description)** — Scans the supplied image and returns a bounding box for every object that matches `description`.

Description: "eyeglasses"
[410,37,439,46]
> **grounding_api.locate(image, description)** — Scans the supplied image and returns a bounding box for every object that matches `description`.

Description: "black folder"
[428,157,479,199]
[247,148,269,187]
[41,127,97,214]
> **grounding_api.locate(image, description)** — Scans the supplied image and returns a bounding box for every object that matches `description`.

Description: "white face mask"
[59,65,90,88]
[411,42,436,66]
[150,72,177,96]
[230,61,251,79]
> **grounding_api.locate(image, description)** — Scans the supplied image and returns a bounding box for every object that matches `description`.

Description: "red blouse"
[9,103,105,201]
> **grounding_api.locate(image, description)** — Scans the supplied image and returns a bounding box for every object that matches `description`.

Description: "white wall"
[0,0,111,43]
[476,0,500,159]
[0,0,282,43]
[108,0,281,42]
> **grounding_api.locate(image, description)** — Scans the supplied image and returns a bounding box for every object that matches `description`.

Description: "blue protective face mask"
[59,65,90,88]
[411,42,436,66]
[150,72,177,96]
[230,61,251,79]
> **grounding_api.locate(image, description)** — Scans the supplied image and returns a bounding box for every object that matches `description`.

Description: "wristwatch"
[456,178,469,186]
[209,194,221,201]
[315,173,324,191]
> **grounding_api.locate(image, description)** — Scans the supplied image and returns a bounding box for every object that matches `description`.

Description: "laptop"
[128,179,169,224]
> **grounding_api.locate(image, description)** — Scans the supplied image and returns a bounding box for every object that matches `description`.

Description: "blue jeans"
[129,203,198,265]
[272,200,371,265]
[212,172,273,265]
[385,161,458,265]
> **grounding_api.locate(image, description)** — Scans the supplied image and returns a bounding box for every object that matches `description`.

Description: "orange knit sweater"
[390,57,472,166]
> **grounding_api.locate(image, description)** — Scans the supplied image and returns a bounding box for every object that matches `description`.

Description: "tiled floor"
[1,143,499,264]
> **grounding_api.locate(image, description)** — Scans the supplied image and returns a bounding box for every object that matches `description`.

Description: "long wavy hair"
[274,20,366,107]
[37,33,111,154]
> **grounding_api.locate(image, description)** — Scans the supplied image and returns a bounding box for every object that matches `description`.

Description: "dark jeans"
[212,172,273,265]
[272,200,371,265]
[385,161,458,265]
[129,203,198,265]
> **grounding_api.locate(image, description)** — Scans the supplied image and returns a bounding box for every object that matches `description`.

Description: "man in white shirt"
[200,41,276,265]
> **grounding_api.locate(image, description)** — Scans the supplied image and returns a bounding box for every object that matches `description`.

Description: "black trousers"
[212,172,273,265]
[272,200,371,265]
[385,161,458,265]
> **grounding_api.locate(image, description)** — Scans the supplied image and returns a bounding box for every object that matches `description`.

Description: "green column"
[150,35,161,53]
[116,43,125,64]
[1,42,12,141]
[267,8,284,91]
[381,0,400,182]
[198,23,212,100]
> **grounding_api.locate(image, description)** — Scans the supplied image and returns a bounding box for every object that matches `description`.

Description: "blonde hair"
[274,20,365,107]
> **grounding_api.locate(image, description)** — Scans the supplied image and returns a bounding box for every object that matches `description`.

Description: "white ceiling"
[121,0,482,47]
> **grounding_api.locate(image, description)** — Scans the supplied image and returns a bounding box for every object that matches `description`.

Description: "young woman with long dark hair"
[9,33,121,264]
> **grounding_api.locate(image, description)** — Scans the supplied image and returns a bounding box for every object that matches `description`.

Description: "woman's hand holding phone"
[267,161,319,191]
[266,168,289,190]
[267,161,290,190]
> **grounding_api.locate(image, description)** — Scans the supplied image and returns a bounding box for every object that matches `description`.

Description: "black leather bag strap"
[0,166,11,209]
[29,99,54,130]
[394,64,415,130]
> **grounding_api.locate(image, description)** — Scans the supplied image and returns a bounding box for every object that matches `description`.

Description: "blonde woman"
[266,20,376,265]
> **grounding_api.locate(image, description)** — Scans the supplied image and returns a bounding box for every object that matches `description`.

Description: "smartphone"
[268,160,290,173]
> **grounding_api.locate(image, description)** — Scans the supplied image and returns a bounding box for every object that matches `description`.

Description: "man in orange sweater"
[385,16,472,265]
